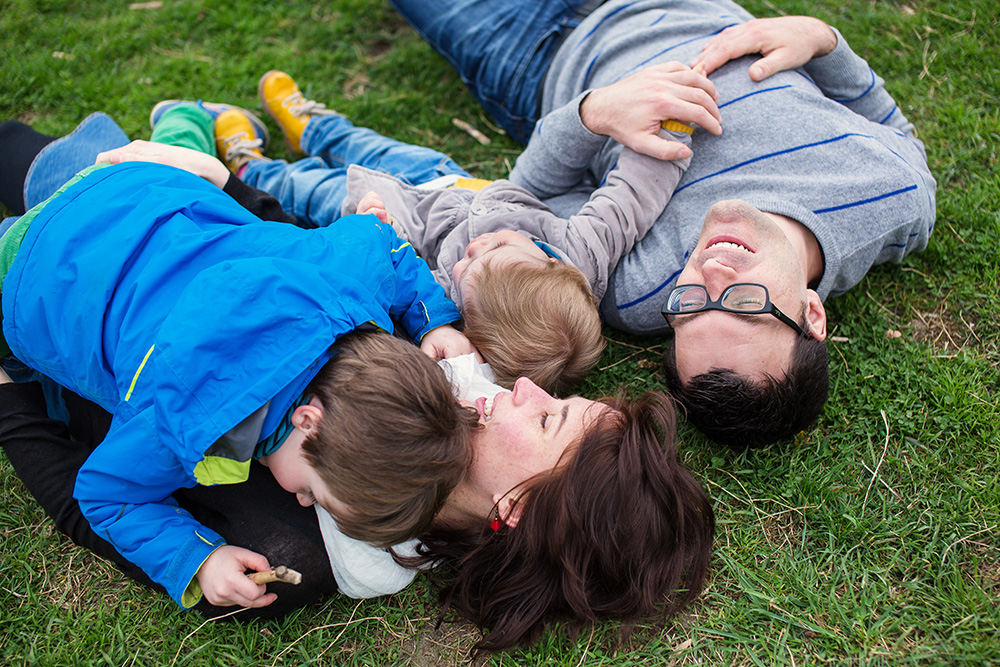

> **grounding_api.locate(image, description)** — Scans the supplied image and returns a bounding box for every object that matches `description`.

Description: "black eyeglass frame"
[660,283,806,337]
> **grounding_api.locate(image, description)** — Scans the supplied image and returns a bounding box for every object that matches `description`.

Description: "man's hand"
[194,545,277,608]
[419,324,482,361]
[356,191,390,224]
[579,61,721,161]
[95,140,231,188]
[691,17,838,81]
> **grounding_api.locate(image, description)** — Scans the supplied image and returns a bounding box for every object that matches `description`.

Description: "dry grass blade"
[861,410,892,515]
[452,118,491,145]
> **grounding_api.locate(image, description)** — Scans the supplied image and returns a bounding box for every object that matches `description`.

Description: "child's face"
[259,405,353,517]
[452,230,552,306]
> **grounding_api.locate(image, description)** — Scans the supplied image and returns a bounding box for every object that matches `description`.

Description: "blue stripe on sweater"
[830,67,876,103]
[676,133,872,193]
[812,184,918,214]
[573,2,640,53]
[617,24,736,81]
[718,85,792,109]
[617,268,684,310]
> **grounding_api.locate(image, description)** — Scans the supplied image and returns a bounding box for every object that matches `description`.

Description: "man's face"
[671,200,825,382]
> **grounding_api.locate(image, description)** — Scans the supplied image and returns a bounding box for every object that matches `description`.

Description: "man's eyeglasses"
[661,283,806,336]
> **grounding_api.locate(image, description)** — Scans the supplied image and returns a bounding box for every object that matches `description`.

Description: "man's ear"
[291,399,324,435]
[495,494,525,529]
[805,289,827,341]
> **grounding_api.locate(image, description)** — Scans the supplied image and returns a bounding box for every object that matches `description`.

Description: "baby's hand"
[420,324,482,361]
[356,191,390,224]
[195,545,277,608]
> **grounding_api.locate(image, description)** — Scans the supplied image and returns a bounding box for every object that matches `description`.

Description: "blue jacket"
[1,162,460,606]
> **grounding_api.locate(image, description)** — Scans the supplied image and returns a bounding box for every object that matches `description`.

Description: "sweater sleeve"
[509,92,691,301]
[222,174,310,228]
[509,92,608,198]
[804,27,915,135]
[560,130,689,301]
[799,27,936,299]
[373,217,463,341]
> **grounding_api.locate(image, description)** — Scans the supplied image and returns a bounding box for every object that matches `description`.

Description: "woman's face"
[444,377,609,527]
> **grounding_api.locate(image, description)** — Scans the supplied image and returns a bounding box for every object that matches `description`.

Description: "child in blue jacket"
[0,112,478,611]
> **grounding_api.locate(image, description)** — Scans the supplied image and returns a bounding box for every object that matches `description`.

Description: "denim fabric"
[242,113,469,227]
[23,113,129,209]
[389,0,591,143]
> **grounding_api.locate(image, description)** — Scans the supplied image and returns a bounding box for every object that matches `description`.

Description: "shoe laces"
[222,132,264,163]
[281,91,336,118]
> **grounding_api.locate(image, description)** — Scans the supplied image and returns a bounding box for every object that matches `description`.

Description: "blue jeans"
[389,0,592,144]
[242,114,469,227]
[1,113,129,418]
[23,113,129,210]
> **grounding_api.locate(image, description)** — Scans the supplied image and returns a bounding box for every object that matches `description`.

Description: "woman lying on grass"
[0,112,715,651]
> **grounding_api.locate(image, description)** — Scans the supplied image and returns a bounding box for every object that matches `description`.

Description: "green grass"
[1,0,998,664]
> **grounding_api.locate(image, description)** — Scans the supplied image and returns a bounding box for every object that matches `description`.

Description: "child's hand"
[420,324,482,361]
[95,140,231,188]
[195,545,278,608]
[356,191,390,224]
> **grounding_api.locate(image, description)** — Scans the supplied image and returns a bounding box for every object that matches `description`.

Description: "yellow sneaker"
[215,108,267,173]
[258,70,337,155]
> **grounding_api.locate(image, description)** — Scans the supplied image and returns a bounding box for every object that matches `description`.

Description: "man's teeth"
[483,397,494,418]
[709,241,750,252]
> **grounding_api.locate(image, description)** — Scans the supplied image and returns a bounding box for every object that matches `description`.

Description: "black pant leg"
[0,121,58,215]
[0,382,339,619]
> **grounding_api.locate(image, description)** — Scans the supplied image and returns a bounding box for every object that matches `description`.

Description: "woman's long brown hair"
[413,391,715,651]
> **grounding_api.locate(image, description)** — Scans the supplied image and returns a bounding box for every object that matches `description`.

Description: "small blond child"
[140,71,695,392]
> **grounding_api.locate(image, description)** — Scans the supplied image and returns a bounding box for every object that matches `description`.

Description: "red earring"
[490,508,501,532]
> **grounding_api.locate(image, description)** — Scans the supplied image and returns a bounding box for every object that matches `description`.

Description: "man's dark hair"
[662,328,829,448]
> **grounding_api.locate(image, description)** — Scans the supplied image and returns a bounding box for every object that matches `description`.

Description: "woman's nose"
[511,377,544,406]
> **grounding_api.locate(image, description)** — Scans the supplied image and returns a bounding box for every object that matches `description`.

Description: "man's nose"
[700,261,738,299]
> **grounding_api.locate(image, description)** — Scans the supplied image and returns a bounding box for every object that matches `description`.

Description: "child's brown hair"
[301,330,478,547]
[462,260,604,394]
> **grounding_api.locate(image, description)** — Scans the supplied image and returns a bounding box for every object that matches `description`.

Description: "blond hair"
[462,260,604,394]
[302,331,479,547]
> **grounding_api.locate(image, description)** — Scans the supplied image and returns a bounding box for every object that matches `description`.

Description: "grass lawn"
[1,0,998,665]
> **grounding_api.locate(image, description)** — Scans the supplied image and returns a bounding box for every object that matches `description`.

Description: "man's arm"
[691,17,838,81]
[691,17,912,134]
[509,62,720,197]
